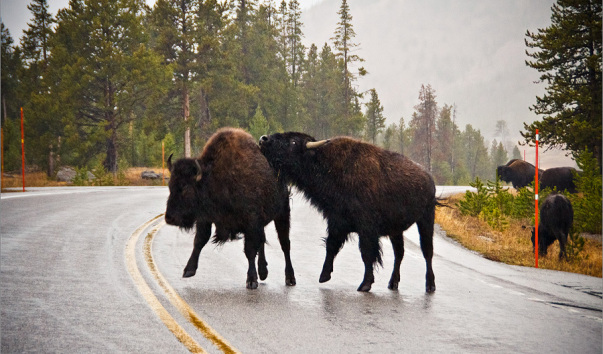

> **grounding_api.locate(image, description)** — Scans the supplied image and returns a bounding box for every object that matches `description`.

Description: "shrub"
[570,149,602,234]
[457,177,489,216]
[73,167,90,186]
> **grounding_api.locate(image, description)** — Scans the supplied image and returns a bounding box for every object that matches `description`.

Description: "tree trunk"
[183,87,191,158]
[199,88,212,142]
[48,144,54,177]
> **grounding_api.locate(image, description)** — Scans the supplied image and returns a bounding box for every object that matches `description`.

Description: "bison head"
[165,154,206,230]
[258,132,329,172]
[496,165,512,184]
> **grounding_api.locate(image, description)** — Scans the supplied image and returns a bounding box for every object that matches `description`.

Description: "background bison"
[259,132,439,293]
[497,159,543,189]
[531,193,574,260]
[165,128,295,289]
[497,159,579,193]
[540,167,579,193]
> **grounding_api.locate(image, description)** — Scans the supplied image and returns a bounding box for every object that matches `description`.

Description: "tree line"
[3,0,597,184]
[2,0,372,174]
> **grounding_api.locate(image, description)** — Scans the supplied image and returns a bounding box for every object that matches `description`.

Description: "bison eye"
[291,141,296,145]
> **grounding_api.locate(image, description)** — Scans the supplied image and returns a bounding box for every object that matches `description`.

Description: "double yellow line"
[126,215,239,353]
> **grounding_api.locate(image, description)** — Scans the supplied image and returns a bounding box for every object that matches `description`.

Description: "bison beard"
[165,128,296,289]
[260,132,439,293]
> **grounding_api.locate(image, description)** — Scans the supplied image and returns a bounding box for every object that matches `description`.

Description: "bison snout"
[165,212,176,225]
[259,135,269,145]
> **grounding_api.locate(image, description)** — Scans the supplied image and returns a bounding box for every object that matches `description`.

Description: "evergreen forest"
[2,0,588,186]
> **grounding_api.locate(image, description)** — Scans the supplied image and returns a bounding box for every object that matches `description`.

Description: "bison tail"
[212,229,242,245]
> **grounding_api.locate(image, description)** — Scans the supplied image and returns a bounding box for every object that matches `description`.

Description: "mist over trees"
[522,0,601,172]
[2,0,534,184]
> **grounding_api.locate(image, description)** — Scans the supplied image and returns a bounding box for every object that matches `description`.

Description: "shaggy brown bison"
[165,128,295,289]
[496,159,543,189]
[259,132,439,293]
[530,193,574,260]
[540,167,579,193]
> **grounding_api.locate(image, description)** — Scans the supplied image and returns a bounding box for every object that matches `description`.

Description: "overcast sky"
[1,0,576,167]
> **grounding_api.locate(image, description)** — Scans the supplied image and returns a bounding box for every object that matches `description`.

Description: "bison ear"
[167,154,174,171]
[194,159,203,182]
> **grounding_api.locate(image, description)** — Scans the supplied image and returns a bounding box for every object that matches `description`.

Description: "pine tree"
[331,0,365,127]
[52,0,168,172]
[410,84,438,172]
[522,0,602,171]
[1,24,24,171]
[462,124,491,181]
[150,0,198,157]
[382,123,396,151]
[20,0,58,176]
[21,0,54,82]
[512,146,522,160]
[490,139,509,171]
[365,89,385,144]
[248,105,270,141]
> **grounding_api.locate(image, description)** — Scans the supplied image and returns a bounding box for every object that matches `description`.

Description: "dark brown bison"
[530,193,573,260]
[259,132,439,293]
[165,128,295,289]
[496,159,543,189]
[540,167,579,193]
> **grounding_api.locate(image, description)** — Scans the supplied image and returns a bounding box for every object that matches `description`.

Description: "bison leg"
[183,222,212,278]
[258,244,268,281]
[319,224,348,283]
[557,230,568,261]
[244,228,264,289]
[275,209,296,286]
[417,208,436,293]
[357,233,381,292]
[388,232,404,290]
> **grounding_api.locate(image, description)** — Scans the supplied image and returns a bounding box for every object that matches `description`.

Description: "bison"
[496,159,543,189]
[530,193,574,260]
[165,128,296,289]
[259,132,440,293]
[540,167,579,193]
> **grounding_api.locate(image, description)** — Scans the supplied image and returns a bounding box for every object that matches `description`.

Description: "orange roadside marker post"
[21,107,26,192]
[534,129,539,268]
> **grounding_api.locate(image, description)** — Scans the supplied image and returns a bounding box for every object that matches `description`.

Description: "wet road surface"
[1,187,601,353]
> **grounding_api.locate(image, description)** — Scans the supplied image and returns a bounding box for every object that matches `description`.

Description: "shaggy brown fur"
[497,159,544,189]
[165,128,295,289]
[260,132,439,292]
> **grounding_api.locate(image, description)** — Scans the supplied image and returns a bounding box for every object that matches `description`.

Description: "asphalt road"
[1,187,601,353]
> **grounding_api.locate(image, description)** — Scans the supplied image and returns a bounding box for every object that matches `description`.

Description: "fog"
[2,0,577,168]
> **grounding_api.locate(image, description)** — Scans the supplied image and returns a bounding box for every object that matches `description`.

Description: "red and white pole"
[20,107,25,192]
[535,129,539,268]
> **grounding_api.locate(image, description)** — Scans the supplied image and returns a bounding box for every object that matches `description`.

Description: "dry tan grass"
[436,194,602,278]
[1,167,170,190]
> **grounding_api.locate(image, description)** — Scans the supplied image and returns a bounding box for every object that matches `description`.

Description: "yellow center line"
[125,215,207,353]
[145,221,241,354]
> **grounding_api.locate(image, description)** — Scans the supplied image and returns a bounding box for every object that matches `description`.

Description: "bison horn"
[306,139,330,149]
[167,154,174,171]
[194,159,203,182]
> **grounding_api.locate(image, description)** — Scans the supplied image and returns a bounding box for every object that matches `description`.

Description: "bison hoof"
[426,284,436,293]
[388,281,399,290]
[259,268,268,281]
[286,276,296,286]
[319,273,331,283]
[357,282,372,292]
[183,269,196,278]
[246,280,258,289]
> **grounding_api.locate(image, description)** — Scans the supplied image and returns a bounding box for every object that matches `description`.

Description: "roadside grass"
[1,167,169,191]
[436,193,602,278]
